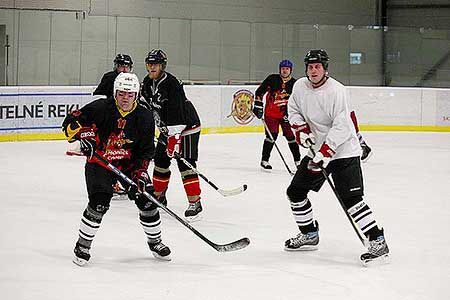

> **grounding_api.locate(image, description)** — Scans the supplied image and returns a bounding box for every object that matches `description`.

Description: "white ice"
[0,131,449,300]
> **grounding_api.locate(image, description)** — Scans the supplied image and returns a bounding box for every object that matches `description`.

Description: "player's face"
[146,63,163,79]
[280,67,291,79]
[115,90,136,112]
[307,63,326,85]
[116,64,131,73]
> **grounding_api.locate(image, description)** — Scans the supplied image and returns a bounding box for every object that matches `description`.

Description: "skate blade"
[151,252,172,261]
[111,194,128,201]
[73,256,88,266]
[260,167,272,173]
[284,245,319,251]
[361,254,390,267]
[184,213,203,223]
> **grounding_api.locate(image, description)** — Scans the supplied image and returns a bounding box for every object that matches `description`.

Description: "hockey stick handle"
[261,117,295,176]
[92,152,245,251]
[308,147,367,246]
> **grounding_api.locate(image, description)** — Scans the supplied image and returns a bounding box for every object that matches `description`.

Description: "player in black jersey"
[253,60,301,171]
[63,72,171,266]
[93,53,133,98]
[141,49,203,221]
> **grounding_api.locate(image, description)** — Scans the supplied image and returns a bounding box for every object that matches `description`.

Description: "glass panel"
[18,11,50,85]
[116,16,150,81]
[250,23,283,81]
[80,16,111,86]
[221,21,251,84]
[159,19,191,79]
[50,12,82,85]
[190,20,220,82]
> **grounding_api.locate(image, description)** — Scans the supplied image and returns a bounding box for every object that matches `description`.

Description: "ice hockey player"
[140,49,203,221]
[92,53,134,196]
[285,49,389,266]
[62,72,171,266]
[252,59,301,171]
[93,53,133,98]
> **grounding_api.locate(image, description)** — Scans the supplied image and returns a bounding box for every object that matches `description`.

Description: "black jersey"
[93,70,120,98]
[255,74,296,119]
[62,97,155,171]
[141,72,200,134]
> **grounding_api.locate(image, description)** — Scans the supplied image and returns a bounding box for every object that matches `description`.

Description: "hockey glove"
[167,133,182,158]
[308,143,335,172]
[292,123,316,148]
[252,101,264,119]
[128,169,154,200]
[78,127,97,159]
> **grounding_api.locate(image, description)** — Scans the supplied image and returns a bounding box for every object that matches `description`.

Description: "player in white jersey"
[284,49,389,266]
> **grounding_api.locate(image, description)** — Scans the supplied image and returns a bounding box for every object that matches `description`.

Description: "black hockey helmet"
[304,49,329,70]
[114,53,133,69]
[145,49,168,70]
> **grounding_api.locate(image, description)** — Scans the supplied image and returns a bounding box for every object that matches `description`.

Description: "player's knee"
[286,184,308,202]
[88,192,111,213]
[342,195,363,210]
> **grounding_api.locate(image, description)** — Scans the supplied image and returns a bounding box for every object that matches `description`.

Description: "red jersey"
[255,74,296,119]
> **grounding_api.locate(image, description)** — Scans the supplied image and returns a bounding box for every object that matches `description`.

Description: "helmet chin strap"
[306,70,329,87]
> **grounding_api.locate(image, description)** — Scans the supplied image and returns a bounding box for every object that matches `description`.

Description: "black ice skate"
[260,161,272,172]
[184,201,203,221]
[285,222,319,251]
[148,241,171,261]
[73,242,91,266]
[361,143,373,163]
[360,234,390,267]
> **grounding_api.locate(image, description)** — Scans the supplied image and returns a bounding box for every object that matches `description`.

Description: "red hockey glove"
[292,123,315,148]
[308,143,335,172]
[252,100,264,119]
[128,169,154,200]
[167,133,182,158]
[77,127,97,159]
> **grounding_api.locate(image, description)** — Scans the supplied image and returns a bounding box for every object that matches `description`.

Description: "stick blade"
[218,184,248,197]
[214,237,250,252]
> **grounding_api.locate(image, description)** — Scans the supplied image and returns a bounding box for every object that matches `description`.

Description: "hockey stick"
[308,146,367,246]
[92,152,250,252]
[261,118,295,176]
[157,126,247,197]
[174,152,247,197]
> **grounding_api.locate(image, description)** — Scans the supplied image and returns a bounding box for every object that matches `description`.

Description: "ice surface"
[0,132,449,300]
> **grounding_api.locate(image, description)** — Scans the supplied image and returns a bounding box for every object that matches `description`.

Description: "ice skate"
[73,242,91,266]
[360,233,390,267]
[285,222,319,251]
[112,181,128,201]
[184,201,203,222]
[148,241,171,261]
[260,161,272,172]
[361,143,373,163]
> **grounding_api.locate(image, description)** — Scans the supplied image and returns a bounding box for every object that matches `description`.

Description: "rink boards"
[0,85,449,141]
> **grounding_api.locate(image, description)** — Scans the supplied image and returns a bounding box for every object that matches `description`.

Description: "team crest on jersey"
[230,89,255,125]
[104,131,133,161]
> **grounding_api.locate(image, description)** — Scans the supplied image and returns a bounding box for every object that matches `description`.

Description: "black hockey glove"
[128,169,154,200]
[78,127,97,159]
[252,101,264,119]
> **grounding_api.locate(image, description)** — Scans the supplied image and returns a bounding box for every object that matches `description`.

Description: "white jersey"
[288,77,362,160]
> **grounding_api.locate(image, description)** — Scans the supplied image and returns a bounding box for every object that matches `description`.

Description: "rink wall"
[1,85,450,141]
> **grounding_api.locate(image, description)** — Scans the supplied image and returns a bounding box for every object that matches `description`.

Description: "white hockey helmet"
[113,72,140,99]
